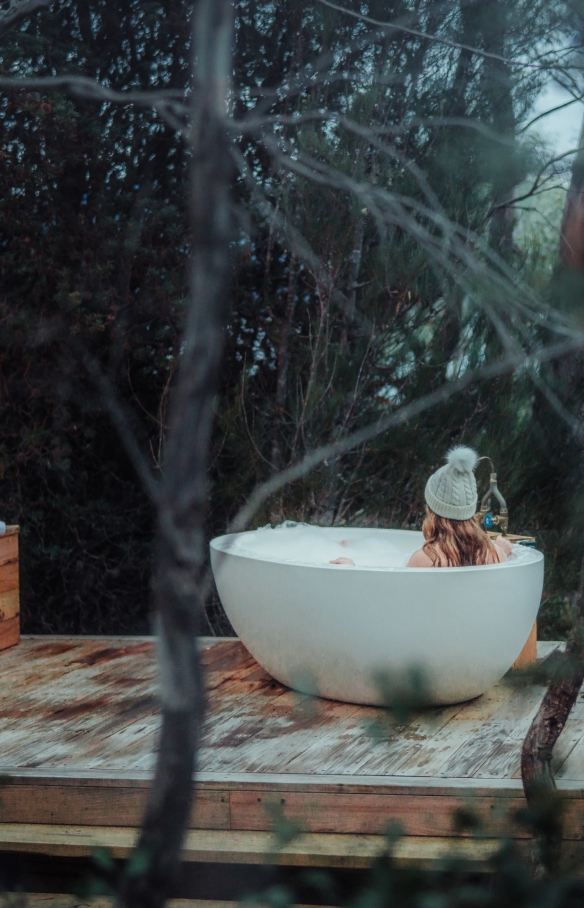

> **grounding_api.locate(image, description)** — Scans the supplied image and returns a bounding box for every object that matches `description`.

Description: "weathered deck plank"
[0,636,571,781]
[0,635,583,868]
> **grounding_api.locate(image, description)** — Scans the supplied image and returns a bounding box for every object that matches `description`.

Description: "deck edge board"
[2,769,584,797]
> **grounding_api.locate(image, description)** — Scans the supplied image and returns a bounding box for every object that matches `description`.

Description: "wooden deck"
[1,636,584,872]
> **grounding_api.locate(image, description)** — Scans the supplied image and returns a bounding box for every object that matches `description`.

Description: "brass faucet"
[475,456,535,546]
[477,456,509,536]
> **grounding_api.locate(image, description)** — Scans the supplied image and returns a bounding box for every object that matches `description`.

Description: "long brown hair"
[422,507,499,567]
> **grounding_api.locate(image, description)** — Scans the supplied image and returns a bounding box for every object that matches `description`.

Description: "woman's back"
[407,537,508,567]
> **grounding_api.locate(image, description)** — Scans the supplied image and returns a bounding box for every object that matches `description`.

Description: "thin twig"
[79,348,160,506]
[318,0,581,73]
[0,74,187,108]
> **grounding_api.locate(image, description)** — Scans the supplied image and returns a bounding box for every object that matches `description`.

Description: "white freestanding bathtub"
[210,525,544,706]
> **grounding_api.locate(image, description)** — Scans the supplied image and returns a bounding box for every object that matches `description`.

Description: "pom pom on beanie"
[445,446,478,474]
[425,445,479,520]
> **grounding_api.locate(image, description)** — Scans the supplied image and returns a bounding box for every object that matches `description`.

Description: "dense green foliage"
[0,1,189,631]
[0,0,582,635]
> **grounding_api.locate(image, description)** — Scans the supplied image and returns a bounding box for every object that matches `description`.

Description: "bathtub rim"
[210,529,544,574]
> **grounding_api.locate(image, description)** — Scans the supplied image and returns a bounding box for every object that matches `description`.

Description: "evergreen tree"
[0,0,190,632]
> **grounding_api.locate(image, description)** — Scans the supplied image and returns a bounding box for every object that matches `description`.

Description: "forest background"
[1,0,584,639]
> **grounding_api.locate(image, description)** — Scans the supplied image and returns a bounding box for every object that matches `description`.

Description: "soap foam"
[506,544,539,565]
[228,523,541,569]
[232,524,409,567]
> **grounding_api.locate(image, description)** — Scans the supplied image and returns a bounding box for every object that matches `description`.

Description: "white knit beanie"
[424,446,479,521]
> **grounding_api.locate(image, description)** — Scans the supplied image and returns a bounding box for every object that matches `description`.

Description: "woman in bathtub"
[331,446,512,567]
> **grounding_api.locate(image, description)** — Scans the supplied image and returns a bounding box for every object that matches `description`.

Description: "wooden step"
[0,823,503,869]
[17,897,242,908]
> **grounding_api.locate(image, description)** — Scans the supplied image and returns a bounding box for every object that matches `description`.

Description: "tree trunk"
[560,113,584,269]
[340,214,365,348]
[482,0,516,253]
[271,254,298,477]
[521,551,584,877]
[451,0,482,118]
[119,1,234,906]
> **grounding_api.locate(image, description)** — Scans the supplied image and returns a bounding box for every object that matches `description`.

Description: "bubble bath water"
[227,522,539,570]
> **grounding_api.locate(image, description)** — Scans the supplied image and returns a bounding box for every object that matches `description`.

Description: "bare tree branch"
[261,140,571,335]
[232,146,357,317]
[318,0,582,73]
[268,130,584,343]
[0,0,54,37]
[519,96,584,133]
[233,108,521,151]
[488,147,581,216]
[79,348,161,506]
[0,74,187,109]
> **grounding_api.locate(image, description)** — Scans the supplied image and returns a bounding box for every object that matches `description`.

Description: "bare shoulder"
[407,548,434,567]
[494,535,511,560]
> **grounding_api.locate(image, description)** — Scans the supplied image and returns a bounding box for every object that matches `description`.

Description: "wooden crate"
[0,525,20,651]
